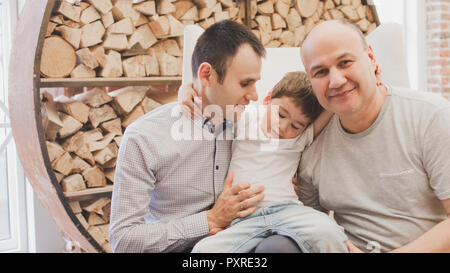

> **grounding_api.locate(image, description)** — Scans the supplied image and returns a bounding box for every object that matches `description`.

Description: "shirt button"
[215,166,219,170]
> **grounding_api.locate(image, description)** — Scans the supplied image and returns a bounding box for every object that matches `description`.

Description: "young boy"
[181,72,348,253]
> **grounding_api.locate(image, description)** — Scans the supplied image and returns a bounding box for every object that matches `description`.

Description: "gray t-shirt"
[299,85,450,252]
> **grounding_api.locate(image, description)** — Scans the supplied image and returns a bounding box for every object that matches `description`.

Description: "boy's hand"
[177,83,202,119]
[206,171,264,233]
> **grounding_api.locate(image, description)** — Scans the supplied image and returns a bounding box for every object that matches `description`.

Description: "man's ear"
[367,45,383,86]
[197,62,215,87]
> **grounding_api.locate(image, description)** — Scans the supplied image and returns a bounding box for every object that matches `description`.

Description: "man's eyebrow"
[310,52,357,73]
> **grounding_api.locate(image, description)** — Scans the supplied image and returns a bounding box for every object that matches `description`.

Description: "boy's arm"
[312,110,333,138]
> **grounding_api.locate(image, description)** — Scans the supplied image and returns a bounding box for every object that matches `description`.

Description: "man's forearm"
[390,218,450,253]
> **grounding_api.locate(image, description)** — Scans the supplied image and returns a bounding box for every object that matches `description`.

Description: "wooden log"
[57,1,82,22]
[104,168,115,183]
[88,212,108,225]
[55,97,91,124]
[341,5,359,21]
[329,9,344,20]
[46,21,57,37]
[149,16,170,38]
[214,11,230,22]
[129,24,157,50]
[140,96,162,114]
[100,118,123,136]
[158,53,179,76]
[107,17,134,35]
[55,25,82,49]
[52,151,73,176]
[68,201,82,214]
[194,0,217,9]
[108,86,149,115]
[82,166,107,188]
[70,64,96,78]
[157,0,176,14]
[41,92,64,141]
[89,133,117,152]
[88,0,113,14]
[76,48,99,69]
[80,20,106,48]
[286,8,302,30]
[46,141,65,163]
[41,36,76,78]
[65,132,96,165]
[168,14,185,37]
[58,113,83,138]
[295,0,318,18]
[62,174,87,193]
[70,155,91,174]
[294,25,306,46]
[103,33,129,51]
[181,6,199,21]
[272,13,286,30]
[257,0,274,15]
[356,18,370,32]
[134,1,156,16]
[81,197,111,214]
[123,55,147,77]
[88,104,118,128]
[93,143,119,165]
[90,45,108,67]
[73,87,112,107]
[122,104,145,127]
[143,54,160,76]
[279,30,295,46]
[75,213,89,230]
[255,15,272,33]
[173,1,195,19]
[101,11,115,28]
[80,5,101,25]
[88,226,107,245]
[100,50,123,77]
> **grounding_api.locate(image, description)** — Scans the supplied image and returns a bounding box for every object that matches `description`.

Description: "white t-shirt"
[230,105,314,209]
[299,85,450,252]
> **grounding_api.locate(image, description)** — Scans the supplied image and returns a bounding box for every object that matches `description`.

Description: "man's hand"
[177,83,202,119]
[206,171,264,235]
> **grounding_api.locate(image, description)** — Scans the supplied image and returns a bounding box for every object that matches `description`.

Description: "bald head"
[302,20,367,63]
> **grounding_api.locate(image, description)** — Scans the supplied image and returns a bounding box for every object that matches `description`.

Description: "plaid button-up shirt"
[109,102,233,252]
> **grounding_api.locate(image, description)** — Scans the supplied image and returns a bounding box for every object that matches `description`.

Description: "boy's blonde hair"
[271,71,323,122]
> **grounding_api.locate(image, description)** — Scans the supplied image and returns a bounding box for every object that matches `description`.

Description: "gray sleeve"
[422,107,450,201]
[109,129,210,253]
[297,165,326,213]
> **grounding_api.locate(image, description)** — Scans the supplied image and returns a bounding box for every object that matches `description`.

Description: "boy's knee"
[254,235,302,253]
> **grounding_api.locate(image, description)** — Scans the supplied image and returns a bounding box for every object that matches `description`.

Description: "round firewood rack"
[8,0,379,253]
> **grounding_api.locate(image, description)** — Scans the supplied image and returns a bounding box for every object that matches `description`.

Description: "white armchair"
[182,23,410,104]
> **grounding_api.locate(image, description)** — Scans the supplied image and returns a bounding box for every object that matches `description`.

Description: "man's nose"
[246,86,258,102]
[328,68,346,89]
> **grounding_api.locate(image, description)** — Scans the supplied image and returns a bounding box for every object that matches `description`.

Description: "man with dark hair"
[109,20,270,253]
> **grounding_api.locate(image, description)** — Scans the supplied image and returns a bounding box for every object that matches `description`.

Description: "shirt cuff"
[182,210,210,240]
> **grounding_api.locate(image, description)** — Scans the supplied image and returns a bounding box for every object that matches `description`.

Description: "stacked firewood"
[250,0,378,47]
[41,0,245,79]
[41,86,163,252]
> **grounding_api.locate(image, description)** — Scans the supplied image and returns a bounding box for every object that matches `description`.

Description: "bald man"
[298,20,450,253]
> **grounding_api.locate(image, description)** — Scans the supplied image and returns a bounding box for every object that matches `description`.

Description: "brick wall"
[426,0,450,98]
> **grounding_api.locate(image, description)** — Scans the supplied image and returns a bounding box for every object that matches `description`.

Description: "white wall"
[373,0,427,91]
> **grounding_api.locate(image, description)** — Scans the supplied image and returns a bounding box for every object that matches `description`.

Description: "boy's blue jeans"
[192,201,348,253]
